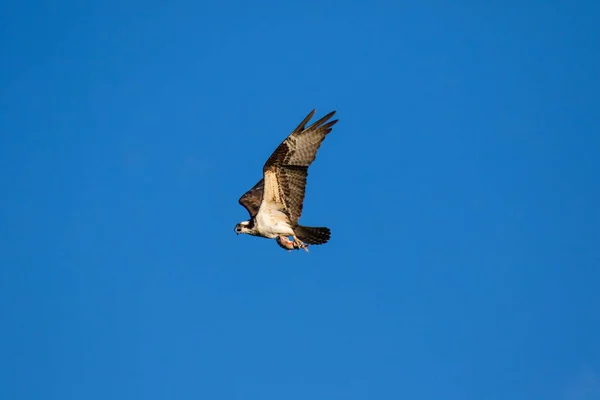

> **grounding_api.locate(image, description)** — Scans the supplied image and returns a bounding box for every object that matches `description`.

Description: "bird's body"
[254,203,294,239]
[234,109,338,251]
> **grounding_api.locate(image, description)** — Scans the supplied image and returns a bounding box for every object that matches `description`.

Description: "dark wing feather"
[273,165,308,224]
[238,179,264,218]
[264,109,338,169]
[263,110,338,224]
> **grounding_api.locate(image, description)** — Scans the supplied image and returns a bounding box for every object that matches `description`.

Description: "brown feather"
[274,165,308,224]
[238,110,338,227]
[264,110,338,170]
[238,179,264,218]
[261,110,337,224]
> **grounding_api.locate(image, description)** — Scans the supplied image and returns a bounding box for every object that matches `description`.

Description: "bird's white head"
[234,220,253,235]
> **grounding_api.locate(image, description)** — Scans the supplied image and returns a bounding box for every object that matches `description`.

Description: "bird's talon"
[294,240,309,252]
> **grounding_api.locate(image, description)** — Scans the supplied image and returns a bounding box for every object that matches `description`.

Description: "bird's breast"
[255,203,293,238]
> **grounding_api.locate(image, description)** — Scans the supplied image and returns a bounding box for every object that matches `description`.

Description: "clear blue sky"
[1,1,599,399]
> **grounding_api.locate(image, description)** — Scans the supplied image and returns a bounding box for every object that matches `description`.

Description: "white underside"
[255,201,294,239]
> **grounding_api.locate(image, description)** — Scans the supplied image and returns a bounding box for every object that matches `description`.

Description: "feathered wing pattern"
[264,110,338,168]
[238,178,264,218]
[263,110,338,224]
[273,165,308,223]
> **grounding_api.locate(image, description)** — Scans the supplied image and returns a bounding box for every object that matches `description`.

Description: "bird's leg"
[291,234,309,253]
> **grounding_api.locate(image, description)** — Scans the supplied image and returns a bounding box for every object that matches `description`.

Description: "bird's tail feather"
[295,225,331,245]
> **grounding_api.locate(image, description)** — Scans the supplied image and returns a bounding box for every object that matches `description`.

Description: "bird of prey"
[234,109,338,252]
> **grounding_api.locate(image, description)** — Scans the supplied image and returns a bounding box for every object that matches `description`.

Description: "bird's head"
[234,221,252,235]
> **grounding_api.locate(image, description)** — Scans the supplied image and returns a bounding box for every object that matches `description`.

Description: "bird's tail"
[295,225,331,245]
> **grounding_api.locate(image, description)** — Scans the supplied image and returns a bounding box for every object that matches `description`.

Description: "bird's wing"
[261,110,338,225]
[238,178,264,218]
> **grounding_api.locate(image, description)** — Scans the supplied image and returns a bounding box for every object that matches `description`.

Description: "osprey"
[234,109,338,252]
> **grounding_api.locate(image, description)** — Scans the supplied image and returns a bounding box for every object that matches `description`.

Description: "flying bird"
[234,109,338,252]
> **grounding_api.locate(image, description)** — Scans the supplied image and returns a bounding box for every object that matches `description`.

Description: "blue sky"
[1,1,599,399]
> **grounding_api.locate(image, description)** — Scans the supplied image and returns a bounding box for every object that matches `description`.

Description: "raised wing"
[238,179,264,218]
[264,110,338,169]
[262,110,338,224]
